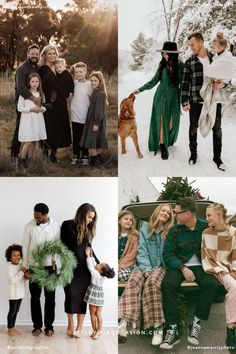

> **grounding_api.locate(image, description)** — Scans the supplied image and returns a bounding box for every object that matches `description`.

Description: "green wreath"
[31,239,77,291]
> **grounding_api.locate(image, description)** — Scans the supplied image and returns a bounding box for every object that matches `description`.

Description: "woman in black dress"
[60,203,99,337]
[38,45,71,163]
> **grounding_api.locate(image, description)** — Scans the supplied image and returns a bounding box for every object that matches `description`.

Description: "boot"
[189,152,197,165]
[226,327,236,353]
[17,157,27,171]
[160,144,168,160]
[213,157,226,172]
[189,142,197,165]
[90,156,101,167]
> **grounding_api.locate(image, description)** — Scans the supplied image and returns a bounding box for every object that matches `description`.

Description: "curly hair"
[100,263,115,278]
[5,244,23,262]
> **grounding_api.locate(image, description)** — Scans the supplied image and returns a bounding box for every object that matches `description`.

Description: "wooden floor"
[0,326,118,354]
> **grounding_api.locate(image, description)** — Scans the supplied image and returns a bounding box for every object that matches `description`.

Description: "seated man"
[160,197,219,350]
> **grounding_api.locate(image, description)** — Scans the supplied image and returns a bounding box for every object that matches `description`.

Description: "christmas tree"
[158,177,205,201]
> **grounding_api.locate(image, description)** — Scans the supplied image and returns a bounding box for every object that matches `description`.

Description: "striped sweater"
[201,225,236,279]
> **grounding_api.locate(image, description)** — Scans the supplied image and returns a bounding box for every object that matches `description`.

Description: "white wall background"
[0,177,118,327]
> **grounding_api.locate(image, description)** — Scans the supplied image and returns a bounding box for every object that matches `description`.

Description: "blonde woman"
[202,203,236,352]
[118,204,174,346]
[60,203,100,338]
[118,211,139,281]
[38,45,71,163]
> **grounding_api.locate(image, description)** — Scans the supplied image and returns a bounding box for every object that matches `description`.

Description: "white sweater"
[86,257,104,287]
[8,263,26,300]
[22,218,60,268]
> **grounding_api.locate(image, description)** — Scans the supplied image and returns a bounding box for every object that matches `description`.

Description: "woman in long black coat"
[38,45,71,163]
[60,203,99,337]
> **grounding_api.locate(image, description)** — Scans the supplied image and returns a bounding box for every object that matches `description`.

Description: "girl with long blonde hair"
[119,204,174,346]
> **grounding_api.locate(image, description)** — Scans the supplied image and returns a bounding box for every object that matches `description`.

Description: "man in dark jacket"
[181,33,227,171]
[160,197,219,350]
[11,44,41,159]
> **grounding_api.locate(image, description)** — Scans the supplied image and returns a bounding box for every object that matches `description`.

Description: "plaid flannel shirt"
[181,52,213,105]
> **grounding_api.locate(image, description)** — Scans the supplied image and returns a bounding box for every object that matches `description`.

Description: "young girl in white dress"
[17,73,47,167]
[84,247,115,339]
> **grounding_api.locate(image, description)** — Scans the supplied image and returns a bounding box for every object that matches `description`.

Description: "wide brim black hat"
[157,41,183,54]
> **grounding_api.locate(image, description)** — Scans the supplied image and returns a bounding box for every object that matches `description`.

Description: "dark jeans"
[7,299,22,328]
[161,266,219,325]
[10,110,21,158]
[189,102,222,158]
[29,267,55,331]
[72,122,88,158]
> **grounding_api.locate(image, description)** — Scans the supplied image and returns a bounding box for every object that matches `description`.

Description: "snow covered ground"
[119,70,236,177]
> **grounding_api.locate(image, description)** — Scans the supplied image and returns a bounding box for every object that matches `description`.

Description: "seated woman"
[202,203,236,352]
[118,211,139,282]
[118,204,174,346]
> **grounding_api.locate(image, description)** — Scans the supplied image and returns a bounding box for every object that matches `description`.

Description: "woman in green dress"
[134,42,184,160]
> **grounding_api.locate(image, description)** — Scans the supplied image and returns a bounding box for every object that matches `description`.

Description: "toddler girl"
[84,247,115,339]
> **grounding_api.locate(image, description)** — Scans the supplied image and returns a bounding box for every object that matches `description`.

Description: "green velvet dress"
[139,62,184,152]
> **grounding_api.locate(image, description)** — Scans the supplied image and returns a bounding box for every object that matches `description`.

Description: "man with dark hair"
[11,44,41,159]
[22,203,60,337]
[181,32,226,171]
[160,197,219,350]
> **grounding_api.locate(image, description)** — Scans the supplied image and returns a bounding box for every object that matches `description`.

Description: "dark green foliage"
[0,0,117,74]
[158,177,201,201]
[31,239,77,291]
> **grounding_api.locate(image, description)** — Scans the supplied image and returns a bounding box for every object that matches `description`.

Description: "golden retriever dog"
[118,93,143,159]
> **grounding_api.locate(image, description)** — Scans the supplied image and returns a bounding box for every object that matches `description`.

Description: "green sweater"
[163,218,207,270]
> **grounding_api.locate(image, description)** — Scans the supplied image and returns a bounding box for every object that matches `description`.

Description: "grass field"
[0,73,118,177]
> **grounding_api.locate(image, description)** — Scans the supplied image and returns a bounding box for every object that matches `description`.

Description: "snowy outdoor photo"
[118,0,236,177]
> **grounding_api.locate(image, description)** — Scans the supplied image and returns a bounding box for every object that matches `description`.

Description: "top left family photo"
[0,0,118,177]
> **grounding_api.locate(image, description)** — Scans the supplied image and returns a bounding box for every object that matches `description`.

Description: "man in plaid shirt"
[181,33,226,171]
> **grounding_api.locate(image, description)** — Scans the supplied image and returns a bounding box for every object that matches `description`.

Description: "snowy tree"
[130,32,154,71]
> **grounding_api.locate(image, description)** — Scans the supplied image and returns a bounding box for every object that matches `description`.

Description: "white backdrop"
[0,177,118,327]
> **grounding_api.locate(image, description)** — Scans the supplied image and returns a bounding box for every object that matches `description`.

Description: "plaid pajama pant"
[118,267,165,329]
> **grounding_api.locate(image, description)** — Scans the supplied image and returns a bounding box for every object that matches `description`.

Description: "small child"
[5,244,26,336]
[17,73,47,169]
[55,58,74,101]
[70,62,93,166]
[84,247,115,340]
[80,71,108,167]
[199,32,236,139]
[118,211,139,281]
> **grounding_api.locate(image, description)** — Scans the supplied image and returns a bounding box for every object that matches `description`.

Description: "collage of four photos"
[1,0,236,353]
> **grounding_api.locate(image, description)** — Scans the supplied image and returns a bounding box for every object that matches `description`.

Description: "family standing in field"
[123,32,236,172]
[11,44,108,169]
[118,198,236,353]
